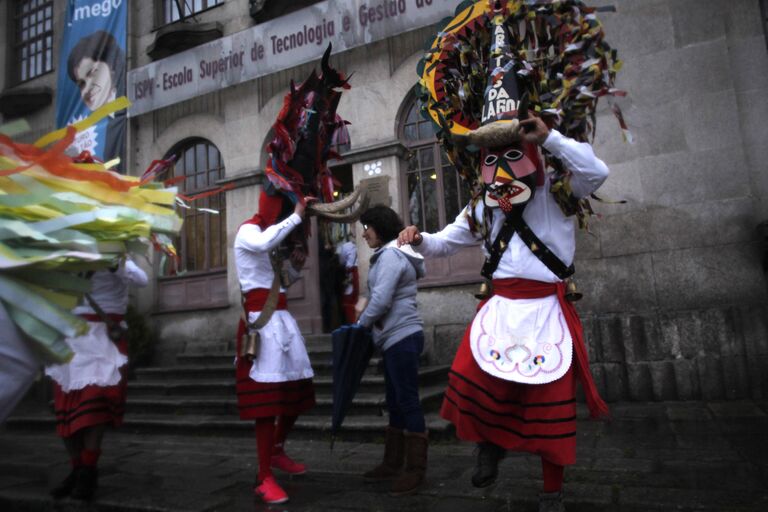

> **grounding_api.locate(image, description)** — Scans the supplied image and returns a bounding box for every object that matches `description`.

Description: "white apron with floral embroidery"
[469,294,572,384]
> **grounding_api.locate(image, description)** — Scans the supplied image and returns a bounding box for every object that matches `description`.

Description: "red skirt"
[440,278,607,466]
[440,324,577,465]
[235,289,315,420]
[53,314,128,438]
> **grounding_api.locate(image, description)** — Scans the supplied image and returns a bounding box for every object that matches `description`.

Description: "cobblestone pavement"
[1,401,767,511]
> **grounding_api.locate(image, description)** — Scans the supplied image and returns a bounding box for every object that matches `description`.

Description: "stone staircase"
[7,333,452,441]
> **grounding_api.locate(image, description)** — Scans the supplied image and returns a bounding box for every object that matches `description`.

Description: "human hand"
[397,225,423,247]
[518,116,551,146]
[294,201,306,219]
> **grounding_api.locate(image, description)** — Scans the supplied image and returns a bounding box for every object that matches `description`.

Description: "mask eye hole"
[483,154,498,166]
[504,149,523,162]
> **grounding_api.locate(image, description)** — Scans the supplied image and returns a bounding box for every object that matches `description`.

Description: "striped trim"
[443,394,576,440]
[449,370,576,408]
[444,383,576,424]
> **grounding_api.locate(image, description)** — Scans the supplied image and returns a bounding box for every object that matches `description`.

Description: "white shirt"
[234,213,302,293]
[338,240,358,269]
[416,130,609,283]
[72,258,148,315]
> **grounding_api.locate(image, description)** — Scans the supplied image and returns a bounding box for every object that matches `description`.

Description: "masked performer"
[398,2,625,510]
[234,45,354,505]
[45,258,148,500]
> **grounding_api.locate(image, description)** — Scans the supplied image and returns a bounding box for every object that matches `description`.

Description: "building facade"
[2,0,767,401]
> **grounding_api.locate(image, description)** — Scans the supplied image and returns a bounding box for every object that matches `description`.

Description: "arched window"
[397,93,480,287]
[156,138,228,312]
[399,95,472,233]
[170,138,227,273]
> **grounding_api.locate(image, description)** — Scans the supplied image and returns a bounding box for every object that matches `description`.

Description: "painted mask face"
[481,145,537,212]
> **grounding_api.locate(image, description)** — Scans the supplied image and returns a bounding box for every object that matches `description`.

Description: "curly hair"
[360,205,405,245]
[67,30,126,96]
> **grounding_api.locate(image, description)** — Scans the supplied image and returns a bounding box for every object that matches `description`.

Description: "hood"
[372,240,426,279]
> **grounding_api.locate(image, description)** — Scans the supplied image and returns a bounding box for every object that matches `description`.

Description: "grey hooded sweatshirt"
[357,240,426,351]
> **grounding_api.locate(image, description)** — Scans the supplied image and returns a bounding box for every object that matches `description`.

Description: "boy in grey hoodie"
[357,205,428,496]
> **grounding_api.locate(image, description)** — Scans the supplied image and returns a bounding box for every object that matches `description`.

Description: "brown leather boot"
[390,431,428,496]
[363,427,404,480]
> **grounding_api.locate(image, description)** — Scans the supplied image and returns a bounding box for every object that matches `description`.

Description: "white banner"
[127,0,455,116]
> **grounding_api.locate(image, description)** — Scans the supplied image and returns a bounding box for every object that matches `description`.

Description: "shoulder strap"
[510,216,574,280]
[242,251,283,330]
[480,210,575,281]
[84,293,120,330]
[480,209,521,280]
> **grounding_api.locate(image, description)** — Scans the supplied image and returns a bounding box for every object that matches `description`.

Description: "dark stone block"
[581,314,601,362]
[590,363,606,398]
[626,362,653,401]
[740,304,768,356]
[640,315,668,361]
[721,355,751,399]
[623,315,649,363]
[602,362,627,402]
[649,361,677,401]
[673,358,701,400]
[597,315,626,363]
[433,323,467,366]
[697,356,725,400]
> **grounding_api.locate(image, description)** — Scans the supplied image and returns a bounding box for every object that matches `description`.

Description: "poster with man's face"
[55,0,127,170]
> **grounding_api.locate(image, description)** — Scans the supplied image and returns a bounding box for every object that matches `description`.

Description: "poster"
[55,0,127,169]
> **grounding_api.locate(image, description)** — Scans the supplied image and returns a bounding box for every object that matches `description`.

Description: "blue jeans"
[382,331,425,433]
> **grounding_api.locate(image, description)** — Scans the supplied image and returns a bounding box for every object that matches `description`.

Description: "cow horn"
[308,183,370,222]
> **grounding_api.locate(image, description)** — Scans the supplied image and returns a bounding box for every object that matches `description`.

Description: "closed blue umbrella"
[330,324,374,449]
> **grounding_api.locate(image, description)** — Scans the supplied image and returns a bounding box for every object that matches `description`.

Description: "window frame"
[155,138,229,313]
[397,92,483,288]
[158,0,224,27]
[10,0,55,85]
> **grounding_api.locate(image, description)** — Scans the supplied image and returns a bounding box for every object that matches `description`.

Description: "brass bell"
[530,242,539,252]
[475,281,491,300]
[565,278,583,302]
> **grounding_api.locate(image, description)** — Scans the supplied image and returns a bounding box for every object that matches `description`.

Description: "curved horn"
[310,193,370,222]
[308,183,367,213]
[307,184,369,222]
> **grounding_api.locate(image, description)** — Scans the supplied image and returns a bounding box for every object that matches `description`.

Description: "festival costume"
[234,214,316,419]
[45,260,147,437]
[417,132,608,465]
[414,1,624,507]
[235,45,352,503]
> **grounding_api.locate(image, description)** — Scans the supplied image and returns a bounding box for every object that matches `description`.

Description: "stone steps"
[6,333,452,441]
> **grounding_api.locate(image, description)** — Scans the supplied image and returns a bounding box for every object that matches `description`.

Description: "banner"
[128,0,454,117]
[56,0,127,168]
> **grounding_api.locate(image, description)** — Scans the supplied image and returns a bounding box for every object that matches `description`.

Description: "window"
[162,0,222,24]
[401,97,472,234]
[156,139,228,312]
[398,93,482,286]
[12,0,54,83]
[172,139,227,273]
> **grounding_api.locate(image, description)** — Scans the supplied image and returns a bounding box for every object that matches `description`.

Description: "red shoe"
[253,476,289,504]
[271,452,307,475]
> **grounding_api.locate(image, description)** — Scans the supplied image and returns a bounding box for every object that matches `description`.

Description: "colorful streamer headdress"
[417,0,626,229]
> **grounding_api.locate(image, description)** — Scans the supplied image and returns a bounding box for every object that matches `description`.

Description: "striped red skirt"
[440,323,577,466]
[440,278,608,466]
[235,289,315,420]
[53,314,128,438]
